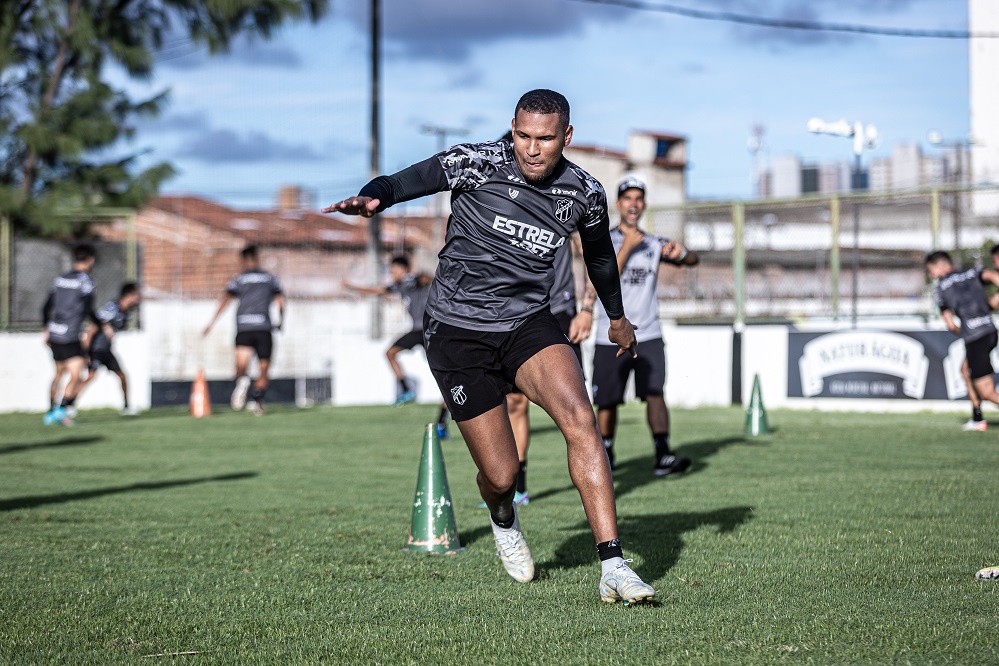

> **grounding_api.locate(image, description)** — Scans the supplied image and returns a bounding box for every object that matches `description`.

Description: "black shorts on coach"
[235,330,273,361]
[966,331,998,380]
[424,310,571,422]
[50,341,85,362]
[591,338,667,408]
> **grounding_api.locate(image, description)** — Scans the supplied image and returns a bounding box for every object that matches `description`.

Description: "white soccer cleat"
[491,510,534,583]
[247,400,265,416]
[599,559,656,605]
[230,376,251,411]
[120,407,140,416]
[977,566,999,580]
[962,419,987,432]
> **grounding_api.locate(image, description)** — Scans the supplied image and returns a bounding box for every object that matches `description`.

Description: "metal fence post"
[930,189,940,251]
[732,202,745,329]
[829,197,840,322]
[0,216,9,331]
[126,212,138,283]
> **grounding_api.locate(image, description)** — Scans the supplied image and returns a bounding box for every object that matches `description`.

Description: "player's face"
[389,264,406,282]
[926,260,950,279]
[616,189,646,228]
[511,111,572,183]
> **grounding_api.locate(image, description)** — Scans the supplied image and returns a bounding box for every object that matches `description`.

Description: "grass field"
[2,403,999,664]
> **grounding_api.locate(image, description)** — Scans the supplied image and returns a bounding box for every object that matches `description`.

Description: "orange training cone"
[190,369,212,417]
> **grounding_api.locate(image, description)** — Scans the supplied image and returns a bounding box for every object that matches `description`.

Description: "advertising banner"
[787,329,997,400]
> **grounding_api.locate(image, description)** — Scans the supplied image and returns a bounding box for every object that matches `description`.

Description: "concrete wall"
[0,299,969,415]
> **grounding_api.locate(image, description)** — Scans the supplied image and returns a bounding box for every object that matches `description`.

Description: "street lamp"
[808,117,878,328]
[927,130,971,257]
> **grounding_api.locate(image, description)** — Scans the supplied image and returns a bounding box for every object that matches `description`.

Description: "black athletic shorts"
[424,310,571,422]
[235,330,273,361]
[966,331,998,380]
[552,309,582,366]
[88,349,122,374]
[392,328,425,351]
[591,338,667,408]
[50,341,85,362]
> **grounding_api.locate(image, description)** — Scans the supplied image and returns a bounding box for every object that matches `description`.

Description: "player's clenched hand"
[608,316,638,358]
[322,196,380,218]
[662,240,685,261]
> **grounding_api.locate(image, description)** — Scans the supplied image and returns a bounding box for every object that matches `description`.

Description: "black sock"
[398,378,411,393]
[437,405,450,426]
[973,406,983,421]
[61,397,75,408]
[653,432,671,457]
[491,510,515,529]
[602,436,614,451]
[250,386,266,403]
[516,461,527,494]
[596,539,624,561]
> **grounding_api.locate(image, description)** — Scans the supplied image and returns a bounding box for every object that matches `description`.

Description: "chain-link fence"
[3,185,999,331]
[645,184,999,324]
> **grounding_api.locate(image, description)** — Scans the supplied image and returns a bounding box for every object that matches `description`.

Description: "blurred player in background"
[42,243,104,426]
[204,245,285,416]
[585,176,699,477]
[77,282,142,415]
[324,89,656,604]
[927,250,999,427]
[342,254,451,437]
[953,244,999,431]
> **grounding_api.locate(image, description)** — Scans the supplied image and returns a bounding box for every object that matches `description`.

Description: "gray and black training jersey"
[43,270,97,344]
[387,273,430,331]
[595,228,670,345]
[89,300,132,353]
[357,139,623,332]
[933,268,997,342]
[226,269,282,332]
[548,241,576,316]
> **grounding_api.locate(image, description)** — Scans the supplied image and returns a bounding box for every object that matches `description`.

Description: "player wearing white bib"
[585,176,699,476]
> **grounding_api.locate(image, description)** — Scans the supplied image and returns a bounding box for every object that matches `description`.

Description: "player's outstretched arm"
[322,157,449,218]
[203,293,232,336]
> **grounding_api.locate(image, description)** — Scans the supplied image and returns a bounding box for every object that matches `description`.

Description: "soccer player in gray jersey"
[343,255,451,436]
[584,176,699,477]
[324,89,655,604]
[927,251,999,424]
[42,243,105,426]
[78,282,141,414]
[204,245,285,415]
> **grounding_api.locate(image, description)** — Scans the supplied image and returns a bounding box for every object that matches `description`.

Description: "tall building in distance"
[759,142,960,199]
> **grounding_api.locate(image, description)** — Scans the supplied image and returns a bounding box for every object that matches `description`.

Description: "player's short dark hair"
[241,244,259,261]
[991,244,999,257]
[120,282,139,298]
[390,255,411,270]
[73,243,95,262]
[515,89,570,129]
[925,250,952,265]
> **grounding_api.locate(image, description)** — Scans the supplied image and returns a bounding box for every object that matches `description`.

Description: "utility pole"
[420,124,469,247]
[368,0,382,338]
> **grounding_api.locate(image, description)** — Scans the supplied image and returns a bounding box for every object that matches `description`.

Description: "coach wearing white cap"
[580,175,699,477]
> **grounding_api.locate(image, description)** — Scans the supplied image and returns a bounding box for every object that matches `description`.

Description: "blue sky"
[120,0,971,210]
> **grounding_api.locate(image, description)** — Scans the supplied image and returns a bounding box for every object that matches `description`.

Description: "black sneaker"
[654,453,691,477]
[605,445,618,471]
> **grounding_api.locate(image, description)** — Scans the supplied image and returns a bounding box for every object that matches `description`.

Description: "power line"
[567,0,999,39]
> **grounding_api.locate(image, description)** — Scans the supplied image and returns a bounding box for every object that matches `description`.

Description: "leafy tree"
[0,0,328,236]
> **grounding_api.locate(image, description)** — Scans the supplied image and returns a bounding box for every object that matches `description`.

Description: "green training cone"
[744,373,770,436]
[402,423,464,554]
